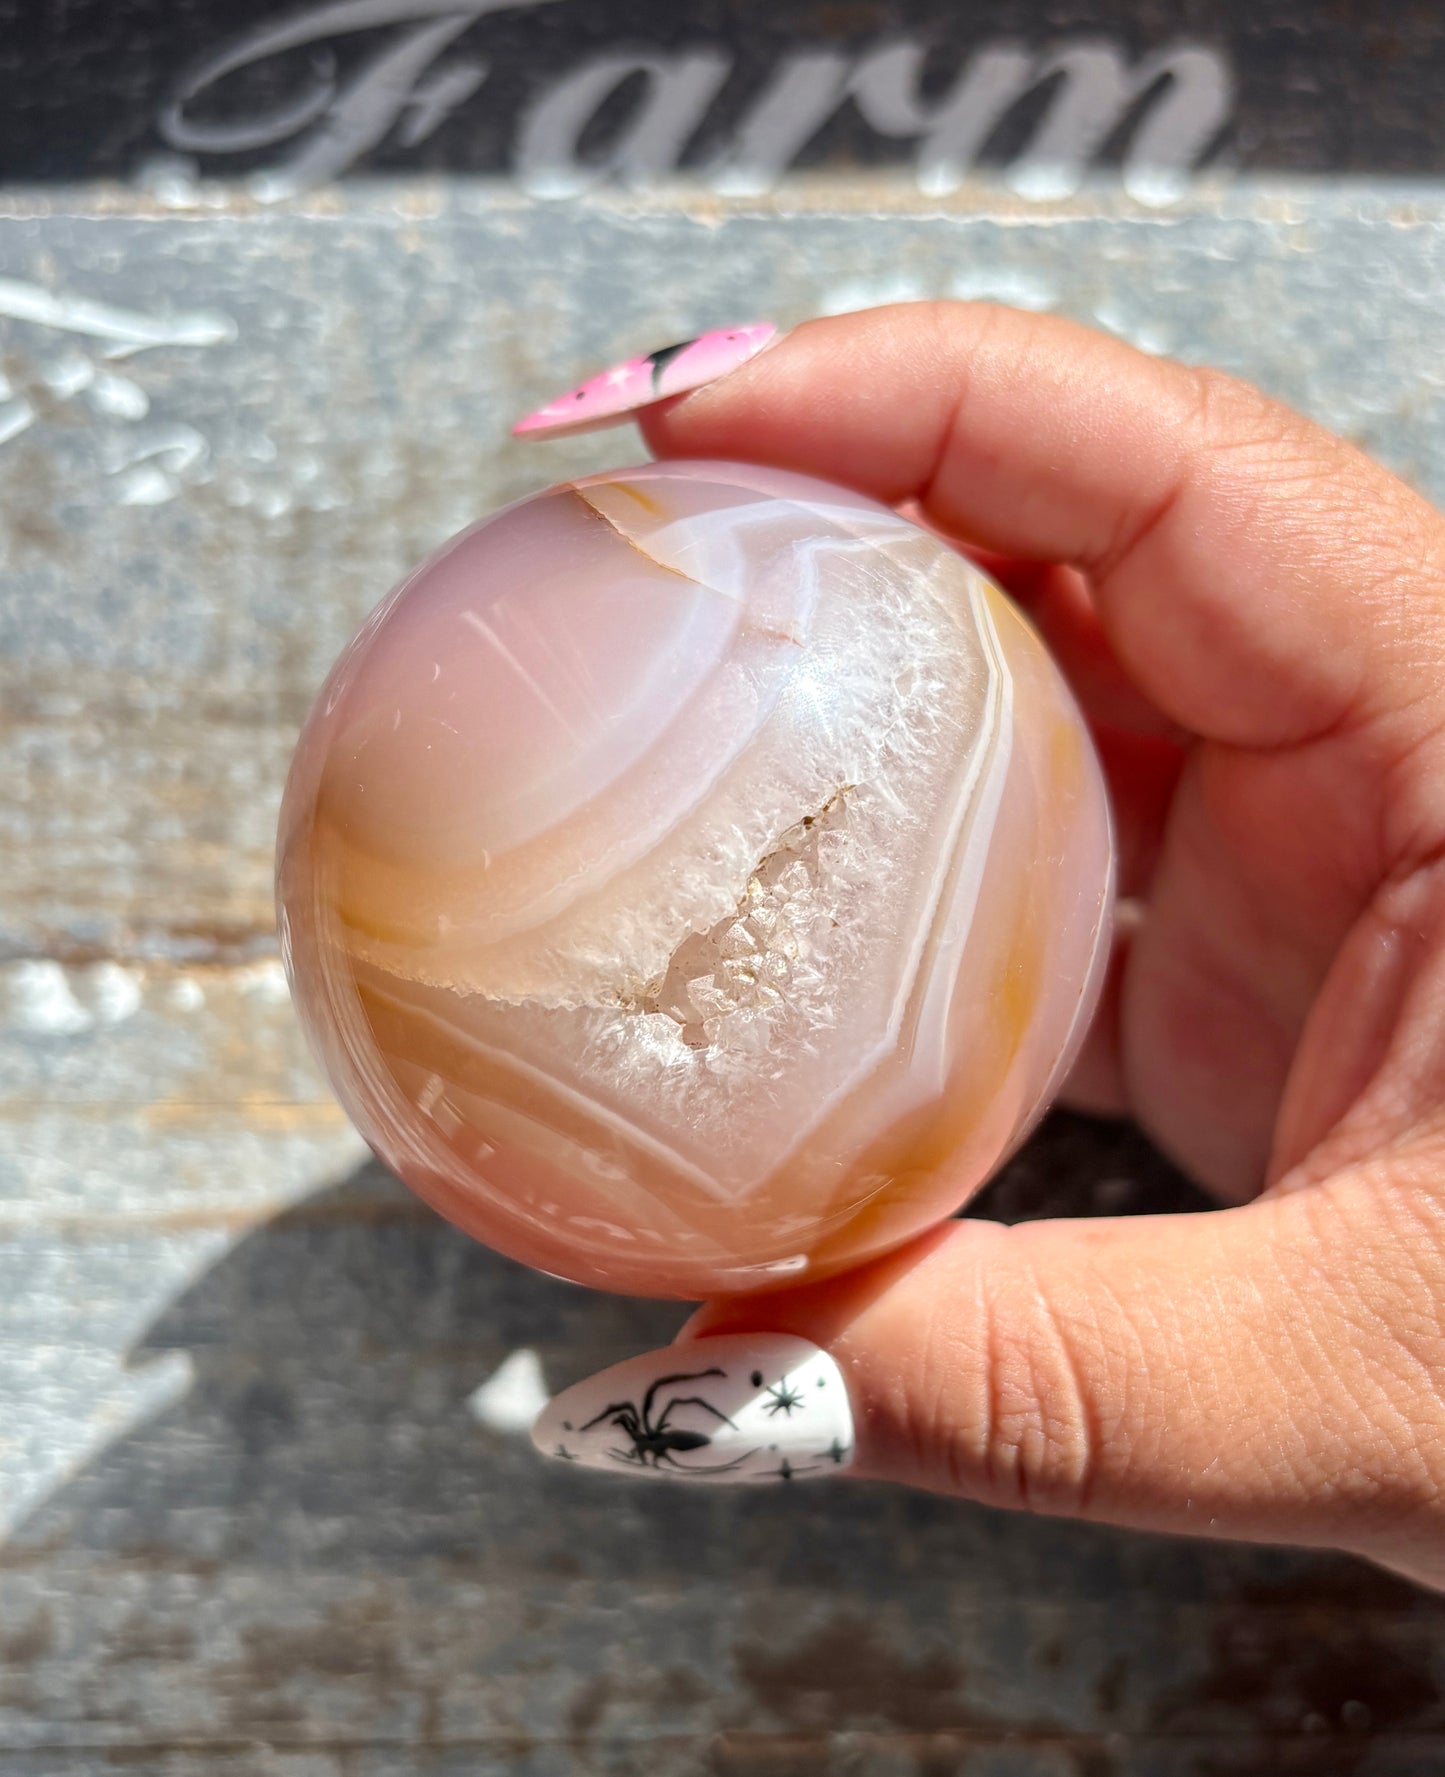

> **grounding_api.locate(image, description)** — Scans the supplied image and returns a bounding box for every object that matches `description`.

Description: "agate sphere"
[277,461,1113,1298]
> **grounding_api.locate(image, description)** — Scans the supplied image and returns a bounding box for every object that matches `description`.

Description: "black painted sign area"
[0,0,1441,186]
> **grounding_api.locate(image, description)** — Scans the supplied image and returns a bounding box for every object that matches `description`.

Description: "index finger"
[640,302,1445,753]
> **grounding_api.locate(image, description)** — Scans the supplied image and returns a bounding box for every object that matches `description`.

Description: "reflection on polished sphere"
[277,461,1113,1298]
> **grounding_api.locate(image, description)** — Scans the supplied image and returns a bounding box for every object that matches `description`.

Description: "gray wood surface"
[5,183,1445,1774]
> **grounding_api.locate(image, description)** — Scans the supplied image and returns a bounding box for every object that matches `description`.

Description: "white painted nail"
[531,1333,853,1484]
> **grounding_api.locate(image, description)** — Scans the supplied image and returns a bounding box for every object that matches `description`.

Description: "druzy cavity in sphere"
[277,461,1113,1298]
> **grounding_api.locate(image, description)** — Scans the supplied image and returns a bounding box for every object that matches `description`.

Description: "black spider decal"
[580,1366,757,1473]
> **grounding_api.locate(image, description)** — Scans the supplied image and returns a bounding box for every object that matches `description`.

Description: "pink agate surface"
[277,461,1114,1297]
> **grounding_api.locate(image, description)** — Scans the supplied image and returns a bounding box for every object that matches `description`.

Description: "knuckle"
[925,1262,1112,1515]
[1179,362,1324,484]
[1174,365,1445,706]
[1095,364,1326,581]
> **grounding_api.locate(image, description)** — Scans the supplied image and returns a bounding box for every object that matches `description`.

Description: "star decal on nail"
[762,1377,807,1417]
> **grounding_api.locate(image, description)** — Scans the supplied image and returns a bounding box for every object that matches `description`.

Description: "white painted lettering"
[1008,41,1232,203]
[852,38,1232,203]
[706,50,852,196]
[156,4,1235,206]
[851,41,1038,194]
[516,49,731,196]
[162,0,559,180]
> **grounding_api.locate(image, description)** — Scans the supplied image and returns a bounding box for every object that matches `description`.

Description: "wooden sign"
[2,0,1442,191]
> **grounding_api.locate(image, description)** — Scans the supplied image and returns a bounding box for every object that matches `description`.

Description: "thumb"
[534,1170,1445,1567]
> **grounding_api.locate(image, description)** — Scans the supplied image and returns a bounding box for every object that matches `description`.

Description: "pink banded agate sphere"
[277,461,1113,1298]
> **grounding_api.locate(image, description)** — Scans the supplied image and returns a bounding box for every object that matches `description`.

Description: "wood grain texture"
[4,188,1445,1774]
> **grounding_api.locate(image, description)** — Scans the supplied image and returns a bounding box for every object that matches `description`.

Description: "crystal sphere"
[277,461,1113,1298]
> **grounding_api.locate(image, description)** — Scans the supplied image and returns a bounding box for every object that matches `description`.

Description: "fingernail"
[511,322,778,439]
[531,1332,853,1484]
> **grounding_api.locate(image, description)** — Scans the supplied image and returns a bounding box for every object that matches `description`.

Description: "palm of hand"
[1031,544,1445,1208]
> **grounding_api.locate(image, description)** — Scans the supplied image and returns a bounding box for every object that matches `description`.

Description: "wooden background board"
[5,181,1445,1774]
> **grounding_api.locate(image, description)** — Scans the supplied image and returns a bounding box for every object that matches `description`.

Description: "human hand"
[532,302,1445,1589]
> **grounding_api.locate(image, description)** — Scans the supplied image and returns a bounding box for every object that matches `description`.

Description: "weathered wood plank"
[3,195,1445,957]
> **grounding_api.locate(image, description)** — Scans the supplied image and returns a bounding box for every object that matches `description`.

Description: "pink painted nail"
[512,322,778,439]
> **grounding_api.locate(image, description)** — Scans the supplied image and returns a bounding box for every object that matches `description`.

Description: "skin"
[634,301,1445,1589]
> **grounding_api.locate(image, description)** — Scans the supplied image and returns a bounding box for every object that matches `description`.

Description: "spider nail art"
[531,1334,853,1485]
[511,323,778,439]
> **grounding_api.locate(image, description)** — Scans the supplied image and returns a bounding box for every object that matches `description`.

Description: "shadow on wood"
[2,1119,1443,1775]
